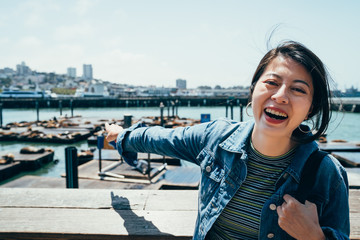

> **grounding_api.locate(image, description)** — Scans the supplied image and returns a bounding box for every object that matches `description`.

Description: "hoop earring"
[298,118,315,134]
[246,102,253,117]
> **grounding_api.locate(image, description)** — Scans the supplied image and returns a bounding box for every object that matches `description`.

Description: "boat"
[0,90,51,99]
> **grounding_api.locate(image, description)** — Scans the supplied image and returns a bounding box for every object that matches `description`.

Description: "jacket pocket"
[197,149,225,182]
[197,149,225,204]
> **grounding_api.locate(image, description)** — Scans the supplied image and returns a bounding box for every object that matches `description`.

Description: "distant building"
[67,67,76,78]
[176,79,187,89]
[16,61,31,76]
[83,64,93,80]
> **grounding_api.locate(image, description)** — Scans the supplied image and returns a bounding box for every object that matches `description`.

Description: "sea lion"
[0,153,15,164]
[332,139,348,143]
[20,146,45,154]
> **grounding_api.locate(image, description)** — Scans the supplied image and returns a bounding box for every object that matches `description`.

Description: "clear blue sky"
[0,0,359,90]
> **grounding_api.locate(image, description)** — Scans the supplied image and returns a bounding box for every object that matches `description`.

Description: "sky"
[0,0,359,90]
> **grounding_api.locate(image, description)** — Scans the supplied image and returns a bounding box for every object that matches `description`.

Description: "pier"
[0,96,249,109]
[1,97,360,114]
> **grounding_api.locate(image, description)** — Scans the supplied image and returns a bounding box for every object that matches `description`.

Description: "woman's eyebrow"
[265,73,310,88]
[264,73,281,78]
[293,79,310,88]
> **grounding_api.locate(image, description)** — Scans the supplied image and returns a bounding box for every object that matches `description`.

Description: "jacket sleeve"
[319,156,350,240]
[115,121,213,167]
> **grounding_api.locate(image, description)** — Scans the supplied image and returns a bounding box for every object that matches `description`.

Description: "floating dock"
[0,150,54,182]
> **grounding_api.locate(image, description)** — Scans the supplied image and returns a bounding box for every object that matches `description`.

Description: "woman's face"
[251,56,314,139]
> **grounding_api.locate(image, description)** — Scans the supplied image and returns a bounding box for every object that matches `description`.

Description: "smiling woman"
[105,41,350,240]
[250,56,315,155]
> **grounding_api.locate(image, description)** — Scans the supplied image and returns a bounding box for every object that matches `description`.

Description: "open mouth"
[264,108,288,120]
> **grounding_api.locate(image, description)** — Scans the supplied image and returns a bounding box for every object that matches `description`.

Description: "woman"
[105,41,349,239]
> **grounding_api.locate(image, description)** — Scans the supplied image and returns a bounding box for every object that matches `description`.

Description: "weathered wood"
[0,151,54,181]
[0,208,195,239]
[350,190,360,239]
[333,152,360,167]
[67,159,168,182]
[92,149,181,165]
[0,188,198,210]
[0,188,358,239]
[0,161,22,181]
[319,142,360,153]
[0,189,197,239]
[0,175,162,189]
[160,167,200,189]
[346,168,360,189]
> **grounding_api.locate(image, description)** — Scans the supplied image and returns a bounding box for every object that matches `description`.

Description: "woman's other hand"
[105,123,124,142]
[276,194,325,240]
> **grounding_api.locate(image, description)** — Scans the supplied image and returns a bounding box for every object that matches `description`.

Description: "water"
[0,106,359,184]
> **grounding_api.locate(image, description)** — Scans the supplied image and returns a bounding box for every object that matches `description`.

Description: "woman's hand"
[276,194,325,240]
[105,123,124,142]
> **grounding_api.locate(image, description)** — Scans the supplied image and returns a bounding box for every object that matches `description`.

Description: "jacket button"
[269,204,277,211]
[206,166,211,172]
[267,233,274,238]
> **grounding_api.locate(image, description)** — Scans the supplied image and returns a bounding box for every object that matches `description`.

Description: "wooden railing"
[0,188,359,239]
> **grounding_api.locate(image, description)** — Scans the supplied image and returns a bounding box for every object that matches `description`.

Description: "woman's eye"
[292,87,306,94]
[265,80,277,86]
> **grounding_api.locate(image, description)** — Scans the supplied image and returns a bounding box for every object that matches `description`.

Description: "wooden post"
[97,135,104,173]
[167,101,170,118]
[160,102,164,126]
[171,101,175,118]
[36,101,39,122]
[225,100,229,118]
[240,103,243,122]
[230,102,234,120]
[65,147,78,188]
[0,102,3,128]
[70,99,74,117]
[175,100,179,117]
[123,114,132,129]
[59,100,63,116]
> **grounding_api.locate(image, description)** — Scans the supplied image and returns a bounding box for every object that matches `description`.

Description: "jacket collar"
[218,119,319,183]
[219,120,254,154]
[285,140,319,183]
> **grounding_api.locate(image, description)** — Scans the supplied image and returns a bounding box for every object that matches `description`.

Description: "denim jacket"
[115,119,350,240]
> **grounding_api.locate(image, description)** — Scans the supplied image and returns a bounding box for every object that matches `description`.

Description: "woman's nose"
[271,85,289,104]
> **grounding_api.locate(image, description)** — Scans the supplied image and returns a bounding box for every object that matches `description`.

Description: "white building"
[83,64,93,80]
[75,81,109,97]
[67,67,76,78]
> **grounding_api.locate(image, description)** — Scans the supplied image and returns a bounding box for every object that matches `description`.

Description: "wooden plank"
[350,190,360,239]
[12,151,54,162]
[0,188,197,239]
[332,152,360,167]
[73,159,168,182]
[159,167,200,189]
[0,188,358,239]
[92,149,181,165]
[0,188,148,210]
[319,142,360,152]
[0,150,54,162]
[0,161,22,181]
[0,175,162,190]
[0,208,196,238]
[346,168,360,188]
[0,188,198,211]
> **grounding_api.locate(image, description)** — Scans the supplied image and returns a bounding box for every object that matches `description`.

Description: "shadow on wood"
[110,191,174,238]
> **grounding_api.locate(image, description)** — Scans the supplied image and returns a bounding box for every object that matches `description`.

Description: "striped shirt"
[206,143,295,240]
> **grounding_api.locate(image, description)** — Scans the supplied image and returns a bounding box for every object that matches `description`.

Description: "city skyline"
[0,0,359,90]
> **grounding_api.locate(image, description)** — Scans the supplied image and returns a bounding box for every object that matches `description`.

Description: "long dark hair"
[249,41,332,143]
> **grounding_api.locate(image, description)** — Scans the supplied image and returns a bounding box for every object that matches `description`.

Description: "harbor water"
[1,105,359,184]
